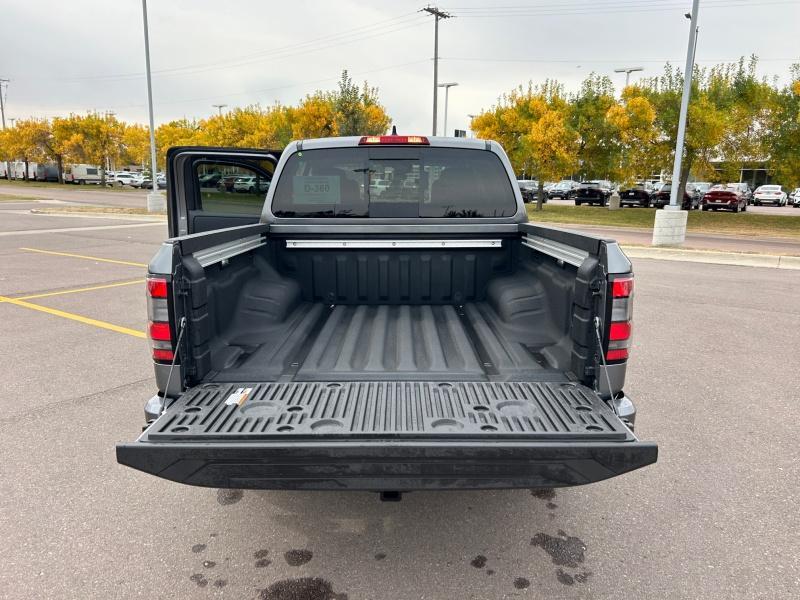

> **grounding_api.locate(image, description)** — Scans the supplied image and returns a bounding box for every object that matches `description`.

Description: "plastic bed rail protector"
[285,239,502,249]
[191,234,266,267]
[522,234,590,268]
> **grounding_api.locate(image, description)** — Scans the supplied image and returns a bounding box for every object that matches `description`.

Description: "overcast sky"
[2,0,798,135]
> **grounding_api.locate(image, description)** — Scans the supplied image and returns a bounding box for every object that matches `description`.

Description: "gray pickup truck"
[116,135,657,494]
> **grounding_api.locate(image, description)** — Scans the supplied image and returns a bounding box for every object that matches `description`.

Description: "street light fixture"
[212,104,228,116]
[614,66,644,88]
[437,82,458,136]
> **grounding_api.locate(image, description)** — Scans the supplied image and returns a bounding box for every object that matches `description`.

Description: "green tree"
[764,66,800,188]
[641,64,727,198]
[606,90,658,186]
[570,74,621,180]
[333,70,391,136]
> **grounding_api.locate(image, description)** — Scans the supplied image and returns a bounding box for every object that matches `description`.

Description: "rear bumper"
[116,438,657,491]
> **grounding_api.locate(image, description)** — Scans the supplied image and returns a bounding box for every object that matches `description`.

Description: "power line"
[50,12,427,84]
[96,58,432,112]
[445,0,797,17]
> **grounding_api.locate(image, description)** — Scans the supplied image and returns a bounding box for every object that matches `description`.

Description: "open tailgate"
[117,381,657,490]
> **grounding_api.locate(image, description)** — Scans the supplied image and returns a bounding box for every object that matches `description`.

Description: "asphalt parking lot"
[2,202,799,599]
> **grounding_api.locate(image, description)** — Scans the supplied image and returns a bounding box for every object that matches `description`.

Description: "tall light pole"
[438,82,458,136]
[613,66,644,89]
[467,113,477,137]
[422,6,452,136]
[652,0,700,247]
[141,0,162,212]
[0,78,9,180]
[212,104,227,116]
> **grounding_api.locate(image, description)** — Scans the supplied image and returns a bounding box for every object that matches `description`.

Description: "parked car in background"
[701,184,748,212]
[574,180,613,206]
[217,174,240,192]
[547,180,580,200]
[753,185,787,206]
[368,178,391,197]
[198,173,222,188]
[789,188,800,207]
[233,175,270,194]
[64,164,102,185]
[139,173,166,190]
[130,173,147,188]
[517,180,542,203]
[693,182,711,199]
[618,182,653,207]
[652,182,701,210]
[110,172,138,187]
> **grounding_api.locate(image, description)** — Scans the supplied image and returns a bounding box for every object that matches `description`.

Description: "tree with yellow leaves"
[472,82,579,210]
[606,90,658,186]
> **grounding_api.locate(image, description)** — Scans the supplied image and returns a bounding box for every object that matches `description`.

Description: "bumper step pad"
[117,381,657,490]
[148,381,629,441]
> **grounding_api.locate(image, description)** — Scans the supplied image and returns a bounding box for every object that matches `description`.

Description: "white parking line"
[0,222,164,237]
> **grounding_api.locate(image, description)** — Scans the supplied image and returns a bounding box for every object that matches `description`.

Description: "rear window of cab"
[271,146,518,218]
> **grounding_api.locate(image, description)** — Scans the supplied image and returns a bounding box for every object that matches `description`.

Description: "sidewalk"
[559,222,800,257]
[621,245,800,270]
[552,223,800,270]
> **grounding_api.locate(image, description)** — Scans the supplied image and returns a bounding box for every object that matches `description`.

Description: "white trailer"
[64,164,102,185]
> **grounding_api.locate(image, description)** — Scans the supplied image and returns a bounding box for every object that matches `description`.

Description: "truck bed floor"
[209,302,566,383]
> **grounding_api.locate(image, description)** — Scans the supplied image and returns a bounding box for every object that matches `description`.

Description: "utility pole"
[422,6,452,136]
[212,104,227,116]
[141,0,163,212]
[438,82,458,136]
[652,0,699,247]
[0,78,9,180]
[613,67,644,89]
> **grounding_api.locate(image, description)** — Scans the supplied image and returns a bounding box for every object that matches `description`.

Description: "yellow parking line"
[0,295,146,338]
[14,279,144,301]
[19,247,148,268]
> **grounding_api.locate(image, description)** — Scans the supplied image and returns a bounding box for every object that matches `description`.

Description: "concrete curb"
[622,245,800,270]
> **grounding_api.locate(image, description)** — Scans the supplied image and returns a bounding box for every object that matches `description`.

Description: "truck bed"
[209,300,568,383]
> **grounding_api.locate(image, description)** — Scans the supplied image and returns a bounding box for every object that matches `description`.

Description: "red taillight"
[358,135,429,145]
[606,348,629,361]
[612,277,634,298]
[609,321,632,341]
[606,274,634,363]
[148,321,171,341]
[147,277,168,298]
[146,274,174,363]
[152,348,174,362]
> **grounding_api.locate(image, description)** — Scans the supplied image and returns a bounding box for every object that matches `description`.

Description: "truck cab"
[117,135,657,492]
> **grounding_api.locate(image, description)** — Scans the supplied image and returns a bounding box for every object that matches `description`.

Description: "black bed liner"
[117,381,657,490]
[210,301,566,383]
